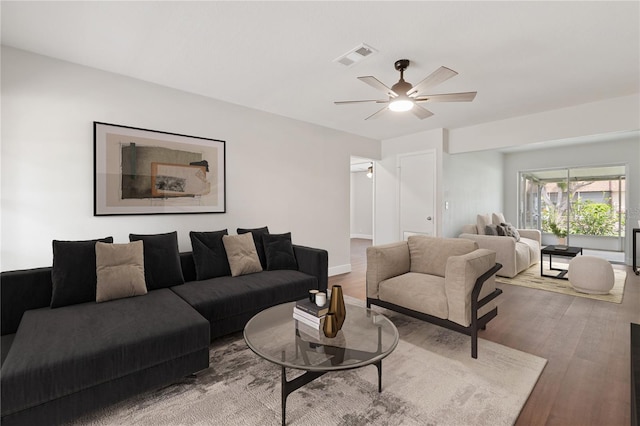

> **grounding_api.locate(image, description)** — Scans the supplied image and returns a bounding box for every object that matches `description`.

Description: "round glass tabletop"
[244,301,399,372]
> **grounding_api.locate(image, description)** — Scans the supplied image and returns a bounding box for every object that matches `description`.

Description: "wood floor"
[331,238,640,426]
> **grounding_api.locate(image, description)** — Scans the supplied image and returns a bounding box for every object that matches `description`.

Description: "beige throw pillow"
[476,214,491,235]
[492,212,506,226]
[222,233,263,277]
[95,241,147,303]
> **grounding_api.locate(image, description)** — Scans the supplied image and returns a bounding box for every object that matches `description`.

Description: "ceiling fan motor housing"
[394,59,410,71]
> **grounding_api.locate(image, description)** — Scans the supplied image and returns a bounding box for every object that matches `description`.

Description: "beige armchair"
[459,224,541,278]
[366,236,502,358]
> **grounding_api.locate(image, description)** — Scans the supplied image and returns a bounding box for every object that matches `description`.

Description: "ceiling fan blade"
[411,104,434,120]
[414,92,477,102]
[358,76,398,97]
[334,99,389,105]
[364,106,389,120]
[407,66,458,97]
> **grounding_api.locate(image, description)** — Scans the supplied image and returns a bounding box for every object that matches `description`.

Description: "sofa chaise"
[0,229,328,426]
[366,235,502,358]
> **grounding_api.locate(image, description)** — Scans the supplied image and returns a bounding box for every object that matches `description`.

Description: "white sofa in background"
[458,213,541,278]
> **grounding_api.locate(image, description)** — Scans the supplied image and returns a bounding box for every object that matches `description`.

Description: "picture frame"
[94,122,226,215]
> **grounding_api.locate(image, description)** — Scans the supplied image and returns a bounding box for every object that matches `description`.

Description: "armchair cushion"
[379,273,447,319]
[408,236,478,277]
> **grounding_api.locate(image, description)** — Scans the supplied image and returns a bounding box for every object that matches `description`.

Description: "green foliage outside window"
[541,196,622,237]
[570,198,623,236]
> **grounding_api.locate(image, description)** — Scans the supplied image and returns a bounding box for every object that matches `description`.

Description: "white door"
[398,150,436,240]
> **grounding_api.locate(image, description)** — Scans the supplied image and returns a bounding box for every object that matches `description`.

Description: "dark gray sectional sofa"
[1,240,328,426]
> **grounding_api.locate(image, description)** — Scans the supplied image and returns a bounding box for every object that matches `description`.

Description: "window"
[519,165,626,251]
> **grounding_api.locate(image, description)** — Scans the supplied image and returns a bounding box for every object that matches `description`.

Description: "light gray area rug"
[496,261,626,303]
[72,306,546,426]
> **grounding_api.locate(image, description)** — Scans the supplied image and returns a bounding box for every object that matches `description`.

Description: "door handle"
[427,217,432,221]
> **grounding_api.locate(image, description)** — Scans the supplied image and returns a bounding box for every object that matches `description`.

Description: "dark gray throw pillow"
[51,237,113,308]
[189,230,231,280]
[237,226,270,269]
[263,232,298,271]
[129,231,184,290]
[501,222,521,241]
[485,225,499,236]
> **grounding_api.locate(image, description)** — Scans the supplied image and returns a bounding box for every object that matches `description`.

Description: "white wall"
[350,171,373,239]
[1,47,380,272]
[448,94,640,154]
[503,136,640,265]
[442,150,504,237]
[374,128,445,245]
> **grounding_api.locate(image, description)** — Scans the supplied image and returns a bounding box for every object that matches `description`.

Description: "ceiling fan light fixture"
[389,98,414,112]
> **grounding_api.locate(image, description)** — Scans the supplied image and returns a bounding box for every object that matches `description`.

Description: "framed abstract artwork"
[94,122,226,215]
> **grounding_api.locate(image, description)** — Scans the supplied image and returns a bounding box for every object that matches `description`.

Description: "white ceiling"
[2,1,639,141]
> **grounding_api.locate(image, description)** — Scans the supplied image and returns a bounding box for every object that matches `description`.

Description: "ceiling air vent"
[334,43,377,67]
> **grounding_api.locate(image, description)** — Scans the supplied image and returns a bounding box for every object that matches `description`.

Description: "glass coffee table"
[244,301,398,425]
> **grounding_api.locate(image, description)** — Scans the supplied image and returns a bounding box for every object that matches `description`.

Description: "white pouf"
[567,255,615,294]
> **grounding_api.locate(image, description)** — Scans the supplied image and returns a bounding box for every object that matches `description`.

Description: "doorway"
[350,157,374,241]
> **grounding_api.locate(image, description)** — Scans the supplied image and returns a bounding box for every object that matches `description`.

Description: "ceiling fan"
[334,59,477,120]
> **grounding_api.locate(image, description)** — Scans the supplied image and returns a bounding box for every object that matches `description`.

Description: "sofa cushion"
[171,270,315,331]
[222,233,263,277]
[379,272,448,319]
[129,231,184,290]
[263,232,298,271]
[0,289,209,417]
[51,237,114,308]
[189,230,231,280]
[95,241,147,303]
[237,226,270,269]
[408,236,478,278]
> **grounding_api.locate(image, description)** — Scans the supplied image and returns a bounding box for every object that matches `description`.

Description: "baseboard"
[329,264,351,277]
[350,234,372,240]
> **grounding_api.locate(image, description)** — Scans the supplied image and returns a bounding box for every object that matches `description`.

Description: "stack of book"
[293,298,329,331]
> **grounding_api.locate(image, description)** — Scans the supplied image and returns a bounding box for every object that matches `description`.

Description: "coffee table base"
[540,246,583,280]
[281,360,382,426]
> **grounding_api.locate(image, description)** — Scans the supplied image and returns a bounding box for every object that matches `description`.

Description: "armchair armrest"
[366,242,410,299]
[293,245,328,292]
[444,249,499,327]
